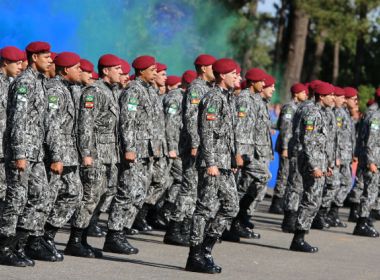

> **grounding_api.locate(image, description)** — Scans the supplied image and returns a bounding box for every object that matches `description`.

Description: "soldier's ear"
[32,53,39,63]
[200,65,207,74]
[102,67,109,76]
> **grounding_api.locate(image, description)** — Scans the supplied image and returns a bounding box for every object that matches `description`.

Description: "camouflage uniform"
[296,103,328,231]
[273,100,298,200]
[44,76,83,229]
[71,79,119,229]
[0,67,61,236]
[190,86,238,246]
[107,77,158,231]
[171,77,212,222]
[0,72,10,202]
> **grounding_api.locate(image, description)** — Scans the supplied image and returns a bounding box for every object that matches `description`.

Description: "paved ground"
[2,198,380,280]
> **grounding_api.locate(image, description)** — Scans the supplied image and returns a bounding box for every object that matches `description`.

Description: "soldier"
[45,52,57,79]
[66,54,122,258]
[290,82,335,253]
[104,55,157,255]
[185,58,238,274]
[0,41,62,267]
[21,52,28,71]
[42,52,83,262]
[119,59,131,89]
[353,89,380,237]
[181,70,197,90]
[0,46,24,205]
[166,54,216,245]
[79,59,94,87]
[269,83,308,214]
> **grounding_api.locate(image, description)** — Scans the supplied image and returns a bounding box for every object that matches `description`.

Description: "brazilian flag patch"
[48,95,59,109]
[168,104,178,114]
[17,86,27,95]
[127,97,138,111]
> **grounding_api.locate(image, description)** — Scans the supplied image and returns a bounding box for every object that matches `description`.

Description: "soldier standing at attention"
[290,82,335,253]
[66,54,122,258]
[269,83,308,214]
[185,58,238,274]
[0,41,62,267]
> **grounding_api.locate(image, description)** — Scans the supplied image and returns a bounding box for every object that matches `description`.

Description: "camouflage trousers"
[46,166,83,229]
[0,161,49,236]
[72,163,118,229]
[273,156,289,199]
[190,168,239,246]
[98,164,119,213]
[107,158,153,231]
[359,169,380,218]
[0,160,6,213]
[144,157,171,206]
[171,155,198,222]
[296,172,325,231]
[321,167,340,208]
[284,155,304,212]
[238,156,271,216]
[165,157,183,205]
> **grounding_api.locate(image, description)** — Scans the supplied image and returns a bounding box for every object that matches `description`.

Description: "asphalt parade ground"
[1,196,379,280]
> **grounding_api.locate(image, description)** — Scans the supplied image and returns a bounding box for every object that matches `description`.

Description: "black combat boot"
[233,219,260,239]
[163,220,189,246]
[282,211,297,233]
[82,227,103,258]
[269,196,284,214]
[290,230,318,253]
[370,209,380,221]
[146,206,168,230]
[132,204,153,232]
[64,227,95,258]
[241,212,255,229]
[234,194,260,239]
[103,230,139,255]
[25,235,57,261]
[327,204,347,228]
[124,227,139,235]
[311,207,330,230]
[348,203,359,222]
[43,224,64,261]
[87,213,106,237]
[181,218,192,243]
[202,236,222,273]
[0,235,27,267]
[353,217,380,237]
[185,244,219,274]
[11,230,35,267]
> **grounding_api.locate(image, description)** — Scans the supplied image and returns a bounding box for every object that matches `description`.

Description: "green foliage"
[358,84,375,112]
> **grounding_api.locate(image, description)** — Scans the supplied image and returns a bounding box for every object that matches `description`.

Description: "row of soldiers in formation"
[0,41,379,274]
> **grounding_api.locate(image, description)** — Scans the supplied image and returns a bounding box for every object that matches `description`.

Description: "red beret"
[367,98,375,106]
[98,54,122,68]
[130,74,136,80]
[309,80,323,91]
[376,88,380,97]
[166,75,182,87]
[25,41,51,54]
[194,54,216,66]
[22,51,27,61]
[334,86,345,96]
[182,70,197,84]
[54,52,81,68]
[245,68,267,82]
[80,59,94,73]
[50,52,58,61]
[240,80,247,89]
[291,83,307,94]
[1,46,25,62]
[120,59,131,74]
[91,72,99,80]
[212,58,237,74]
[314,82,335,95]
[263,74,275,88]
[132,55,156,70]
[156,62,167,73]
[344,87,358,98]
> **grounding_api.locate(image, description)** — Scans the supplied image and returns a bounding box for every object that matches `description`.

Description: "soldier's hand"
[231,168,238,174]
[124,152,136,162]
[168,150,177,159]
[326,167,333,177]
[15,159,27,172]
[312,168,323,178]
[190,148,198,158]
[335,159,341,167]
[50,161,63,174]
[281,149,288,158]
[83,156,93,167]
[369,163,378,173]
[207,166,220,177]
[235,154,244,167]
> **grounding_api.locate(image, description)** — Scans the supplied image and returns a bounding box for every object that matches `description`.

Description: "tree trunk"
[282,7,310,102]
[310,30,327,81]
[354,2,367,86]
[274,0,288,69]
[332,41,340,84]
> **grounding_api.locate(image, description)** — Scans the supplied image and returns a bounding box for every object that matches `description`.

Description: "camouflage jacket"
[6,67,61,162]
[197,86,236,169]
[163,88,186,155]
[78,79,119,165]
[363,108,380,166]
[0,72,10,159]
[150,88,167,157]
[299,102,329,172]
[183,77,213,150]
[275,99,299,153]
[335,107,354,162]
[45,75,79,166]
[325,107,337,167]
[119,78,159,159]
[355,103,378,160]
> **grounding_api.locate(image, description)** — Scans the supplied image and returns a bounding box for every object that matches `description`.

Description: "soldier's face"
[47,63,56,78]
[21,60,28,71]
[155,70,167,87]
[346,96,358,110]
[204,65,215,82]
[66,63,82,83]
[234,73,242,88]
[263,85,275,100]
[34,52,52,73]
[141,65,157,83]
[321,94,335,107]
[253,81,265,92]
[3,60,23,77]
[223,70,237,90]
[107,65,122,84]
[334,95,346,107]
[296,91,308,102]
[119,74,130,88]
[80,71,93,86]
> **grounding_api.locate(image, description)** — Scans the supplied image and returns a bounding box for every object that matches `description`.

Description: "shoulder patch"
[17,86,27,95]
[207,106,216,113]
[85,95,94,102]
[370,119,380,130]
[190,91,200,104]
[48,95,59,109]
